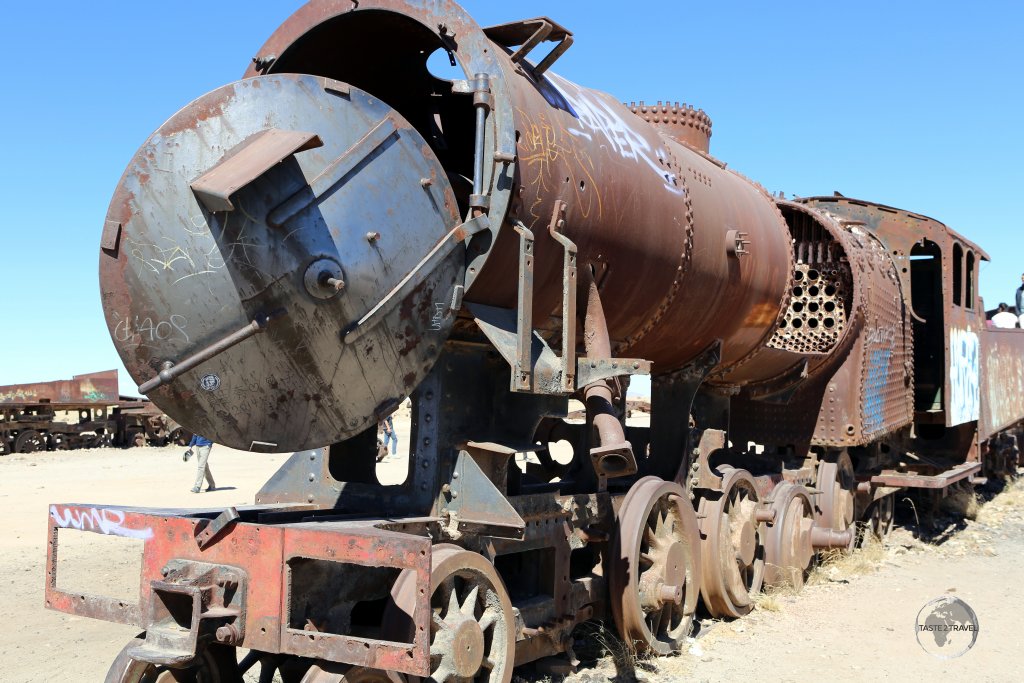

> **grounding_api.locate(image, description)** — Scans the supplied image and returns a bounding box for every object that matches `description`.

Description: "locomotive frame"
[46,2,1024,681]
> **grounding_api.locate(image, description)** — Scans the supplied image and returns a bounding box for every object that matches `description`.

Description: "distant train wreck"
[0,370,185,453]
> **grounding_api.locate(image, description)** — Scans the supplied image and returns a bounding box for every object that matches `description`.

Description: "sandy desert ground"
[2,415,1022,681]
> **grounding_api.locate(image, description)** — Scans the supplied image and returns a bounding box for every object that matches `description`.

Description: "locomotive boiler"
[47,1,1024,681]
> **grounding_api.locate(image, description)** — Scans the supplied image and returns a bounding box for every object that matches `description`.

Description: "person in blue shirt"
[183,434,216,493]
[381,415,397,457]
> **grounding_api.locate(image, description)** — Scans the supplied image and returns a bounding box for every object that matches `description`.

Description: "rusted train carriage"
[0,370,176,452]
[45,2,1024,681]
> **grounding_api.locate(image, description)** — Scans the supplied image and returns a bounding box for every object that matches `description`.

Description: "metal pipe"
[469,73,491,211]
[579,265,630,455]
[138,309,286,394]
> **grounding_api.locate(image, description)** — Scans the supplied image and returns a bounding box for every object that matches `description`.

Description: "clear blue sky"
[1,1,1021,397]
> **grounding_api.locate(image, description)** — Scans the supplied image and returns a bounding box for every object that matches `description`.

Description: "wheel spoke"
[446,582,460,617]
[478,608,499,631]
[460,584,480,616]
[431,662,455,683]
[431,610,447,632]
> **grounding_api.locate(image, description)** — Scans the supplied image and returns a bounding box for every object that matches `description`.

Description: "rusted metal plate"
[47,502,434,669]
[870,462,981,489]
[979,328,1024,439]
[279,524,432,676]
[47,504,289,653]
[0,370,119,405]
[100,74,464,451]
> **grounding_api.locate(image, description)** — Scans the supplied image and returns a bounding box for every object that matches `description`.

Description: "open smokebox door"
[99,74,468,452]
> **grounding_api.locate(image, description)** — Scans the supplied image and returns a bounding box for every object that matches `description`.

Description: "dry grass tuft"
[753,574,801,612]
[940,483,981,520]
[976,476,1024,526]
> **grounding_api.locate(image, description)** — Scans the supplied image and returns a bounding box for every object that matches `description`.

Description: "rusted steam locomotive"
[47,1,1024,680]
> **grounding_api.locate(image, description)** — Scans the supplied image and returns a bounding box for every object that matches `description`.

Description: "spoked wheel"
[609,476,701,655]
[301,662,405,683]
[49,433,70,450]
[697,468,766,618]
[815,452,857,551]
[385,544,515,683]
[862,494,894,544]
[763,483,815,591]
[105,638,241,683]
[14,429,46,453]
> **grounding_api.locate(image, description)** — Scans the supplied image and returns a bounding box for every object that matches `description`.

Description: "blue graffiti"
[949,328,980,425]
[863,348,892,433]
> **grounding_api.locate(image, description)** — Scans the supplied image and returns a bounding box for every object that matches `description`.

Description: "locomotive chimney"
[628,100,713,154]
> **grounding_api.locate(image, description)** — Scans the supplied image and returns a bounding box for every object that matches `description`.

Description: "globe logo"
[915,596,979,659]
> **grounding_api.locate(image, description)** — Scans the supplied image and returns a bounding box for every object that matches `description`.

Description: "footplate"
[46,503,435,676]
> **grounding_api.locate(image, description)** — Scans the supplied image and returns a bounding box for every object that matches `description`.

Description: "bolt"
[216,624,240,645]
[325,277,345,291]
[366,231,381,243]
[441,484,451,494]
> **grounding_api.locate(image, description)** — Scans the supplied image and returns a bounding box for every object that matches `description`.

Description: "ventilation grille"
[768,211,852,354]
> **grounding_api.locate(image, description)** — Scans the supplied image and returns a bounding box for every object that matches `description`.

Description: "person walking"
[183,434,216,493]
[381,414,398,457]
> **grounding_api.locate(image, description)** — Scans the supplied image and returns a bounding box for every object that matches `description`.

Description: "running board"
[870,462,981,489]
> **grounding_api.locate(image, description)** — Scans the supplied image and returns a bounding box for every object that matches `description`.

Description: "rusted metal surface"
[979,327,1024,439]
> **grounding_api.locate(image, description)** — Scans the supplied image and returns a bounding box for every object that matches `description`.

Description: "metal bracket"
[483,17,574,75]
[549,202,577,393]
[443,446,526,539]
[128,560,246,667]
[726,229,751,257]
[195,507,241,550]
[512,222,535,391]
[576,357,651,388]
[468,303,649,395]
[191,129,323,213]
